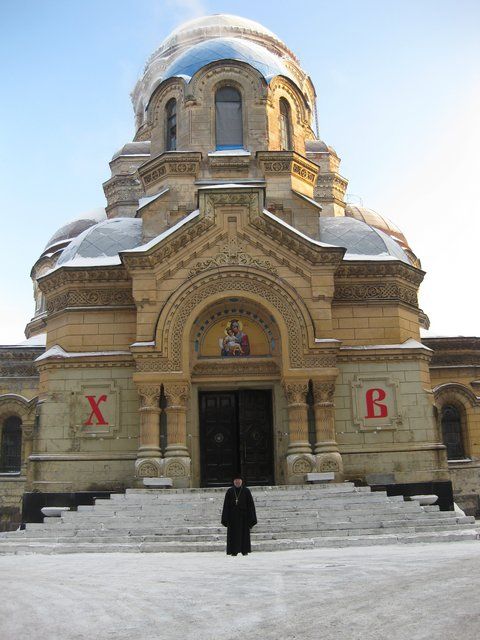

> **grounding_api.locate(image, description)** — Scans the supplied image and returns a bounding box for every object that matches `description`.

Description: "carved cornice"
[0,349,44,378]
[138,152,202,190]
[102,174,142,207]
[208,155,250,172]
[334,282,418,307]
[257,151,319,186]
[38,266,130,294]
[46,288,134,314]
[249,214,345,267]
[335,262,425,287]
[122,216,214,270]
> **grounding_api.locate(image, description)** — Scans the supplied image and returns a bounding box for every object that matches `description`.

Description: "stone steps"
[0,483,478,554]
[0,529,477,555]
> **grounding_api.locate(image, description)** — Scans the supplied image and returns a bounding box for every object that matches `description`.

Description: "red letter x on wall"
[365,388,388,419]
[84,395,109,426]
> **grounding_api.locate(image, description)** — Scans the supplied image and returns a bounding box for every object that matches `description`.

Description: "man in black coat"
[221,475,257,556]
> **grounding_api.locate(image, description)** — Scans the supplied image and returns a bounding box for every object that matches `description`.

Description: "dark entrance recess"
[199,390,274,487]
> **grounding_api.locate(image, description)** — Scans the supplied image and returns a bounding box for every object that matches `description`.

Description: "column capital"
[311,381,335,405]
[163,381,191,408]
[137,384,161,410]
[282,380,309,405]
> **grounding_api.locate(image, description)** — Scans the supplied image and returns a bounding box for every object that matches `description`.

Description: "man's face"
[233,478,243,488]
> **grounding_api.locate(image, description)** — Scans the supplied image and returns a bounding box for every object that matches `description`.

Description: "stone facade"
[1,14,478,528]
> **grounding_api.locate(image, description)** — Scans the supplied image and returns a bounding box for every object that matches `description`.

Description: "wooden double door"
[199,390,274,487]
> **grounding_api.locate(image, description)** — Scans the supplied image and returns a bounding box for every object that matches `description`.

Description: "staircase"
[0,483,478,554]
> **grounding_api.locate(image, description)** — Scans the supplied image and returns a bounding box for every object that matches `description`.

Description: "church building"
[1,15,479,529]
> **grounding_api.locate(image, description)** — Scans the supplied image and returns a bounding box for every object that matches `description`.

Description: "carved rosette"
[135,458,163,478]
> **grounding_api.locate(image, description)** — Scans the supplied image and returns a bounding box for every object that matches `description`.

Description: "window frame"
[215,85,244,151]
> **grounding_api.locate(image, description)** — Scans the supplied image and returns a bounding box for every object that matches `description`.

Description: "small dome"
[57,218,143,266]
[319,216,411,264]
[162,37,295,86]
[44,208,106,252]
[305,140,337,155]
[111,141,151,162]
[345,204,409,249]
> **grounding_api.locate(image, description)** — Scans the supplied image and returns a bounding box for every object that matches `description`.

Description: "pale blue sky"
[1,0,479,343]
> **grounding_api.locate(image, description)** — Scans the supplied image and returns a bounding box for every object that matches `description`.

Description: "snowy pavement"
[1,541,480,640]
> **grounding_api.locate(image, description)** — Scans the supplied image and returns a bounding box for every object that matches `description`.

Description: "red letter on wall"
[84,395,109,426]
[365,388,388,419]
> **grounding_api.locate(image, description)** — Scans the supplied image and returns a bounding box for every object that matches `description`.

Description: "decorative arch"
[268,77,310,127]
[0,394,37,423]
[148,78,185,129]
[433,383,479,409]
[188,61,267,107]
[154,269,316,372]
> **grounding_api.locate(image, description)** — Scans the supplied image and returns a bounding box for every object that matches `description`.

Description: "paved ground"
[1,541,480,640]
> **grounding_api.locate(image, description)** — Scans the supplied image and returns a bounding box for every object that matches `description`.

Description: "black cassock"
[221,486,257,555]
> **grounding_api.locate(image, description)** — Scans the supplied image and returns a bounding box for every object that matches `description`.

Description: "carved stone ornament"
[257,151,319,187]
[317,455,341,473]
[291,457,313,475]
[188,236,278,277]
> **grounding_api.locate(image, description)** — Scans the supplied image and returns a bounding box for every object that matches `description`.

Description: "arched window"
[0,416,22,473]
[215,86,243,150]
[441,405,465,460]
[165,98,177,151]
[279,98,292,150]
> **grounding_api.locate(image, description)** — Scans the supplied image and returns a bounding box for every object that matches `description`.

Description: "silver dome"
[57,218,143,266]
[162,36,296,86]
[319,216,411,264]
[44,208,107,252]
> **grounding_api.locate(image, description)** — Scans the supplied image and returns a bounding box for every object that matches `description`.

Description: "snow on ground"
[1,541,480,640]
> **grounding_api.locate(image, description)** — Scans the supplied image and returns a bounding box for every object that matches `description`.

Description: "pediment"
[121,187,345,278]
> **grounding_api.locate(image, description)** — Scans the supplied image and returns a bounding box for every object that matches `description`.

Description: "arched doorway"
[191,299,281,486]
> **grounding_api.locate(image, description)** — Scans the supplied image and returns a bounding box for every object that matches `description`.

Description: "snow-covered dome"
[132,13,308,127]
[57,218,143,266]
[149,14,297,64]
[162,37,295,85]
[319,217,412,264]
[44,208,107,253]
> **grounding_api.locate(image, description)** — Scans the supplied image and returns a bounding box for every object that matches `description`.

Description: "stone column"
[135,384,163,478]
[283,380,315,483]
[163,381,191,487]
[312,381,343,478]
